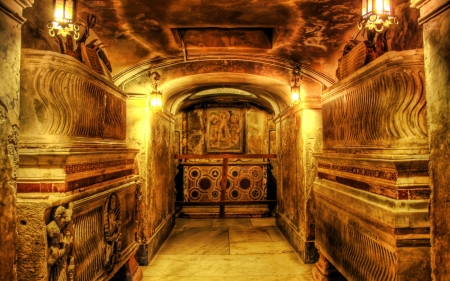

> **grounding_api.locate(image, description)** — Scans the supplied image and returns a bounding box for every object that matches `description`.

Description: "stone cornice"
[411,0,450,25]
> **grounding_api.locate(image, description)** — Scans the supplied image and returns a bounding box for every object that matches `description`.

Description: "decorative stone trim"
[65,159,134,174]
[318,162,397,181]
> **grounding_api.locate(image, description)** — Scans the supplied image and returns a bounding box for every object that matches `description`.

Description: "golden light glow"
[291,86,300,104]
[358,0,397,32]
[48,0,79,38]
[149,91,163,112]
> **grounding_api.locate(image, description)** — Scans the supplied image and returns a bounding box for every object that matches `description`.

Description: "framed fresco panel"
[206,108,244,153]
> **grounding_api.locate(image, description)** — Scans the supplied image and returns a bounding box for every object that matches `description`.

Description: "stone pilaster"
[0,0,32,280]
[410,0,450,279]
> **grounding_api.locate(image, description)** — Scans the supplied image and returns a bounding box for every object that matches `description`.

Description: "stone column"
[410,0,450,280]
[0,0,32,280]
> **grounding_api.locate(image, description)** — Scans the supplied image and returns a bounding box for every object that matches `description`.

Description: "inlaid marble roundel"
[189,188,202,201]
[199,177,212,190]
[248,166,263,180]
[239,177,252,190]
[189,167,201,180]
[209,168,221,178]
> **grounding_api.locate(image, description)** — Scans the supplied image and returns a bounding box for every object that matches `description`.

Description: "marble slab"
[212,218,253,227]
[157,227,229,255]
[144,253,313,277]
[230,241,294,255]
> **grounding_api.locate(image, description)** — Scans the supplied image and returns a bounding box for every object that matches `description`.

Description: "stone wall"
[410,0,450,279]
[0,0,32,279]
[274,76,323,263]
[146,110,176,263]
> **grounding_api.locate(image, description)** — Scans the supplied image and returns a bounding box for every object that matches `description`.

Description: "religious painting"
[206,108,244,153]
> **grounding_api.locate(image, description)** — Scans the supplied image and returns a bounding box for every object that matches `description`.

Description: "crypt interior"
[1,0,450,280]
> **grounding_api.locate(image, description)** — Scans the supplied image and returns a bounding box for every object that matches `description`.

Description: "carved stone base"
[111,255,143,281]
[312,253,347,281]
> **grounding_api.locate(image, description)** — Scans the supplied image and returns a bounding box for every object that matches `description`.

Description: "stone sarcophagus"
[16,49,142,281]
[17,178,142,281]
[313,49,431,281]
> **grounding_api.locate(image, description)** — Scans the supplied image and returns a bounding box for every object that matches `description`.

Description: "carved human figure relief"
[103,193,122,272]
[46,205,74,281]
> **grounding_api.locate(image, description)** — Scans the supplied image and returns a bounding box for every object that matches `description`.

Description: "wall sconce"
[149,72,163,112]
[358,0,398,32]
[47,0,80,39]
[291,66,302,105]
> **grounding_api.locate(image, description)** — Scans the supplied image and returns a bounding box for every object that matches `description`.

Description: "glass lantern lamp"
[47,0,80,39]
[358,0,398,32]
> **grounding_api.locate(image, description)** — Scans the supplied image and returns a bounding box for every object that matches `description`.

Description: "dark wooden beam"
[175,154,277,159]
[175,200,277,206]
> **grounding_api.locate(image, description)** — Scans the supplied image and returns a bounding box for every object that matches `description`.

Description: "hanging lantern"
[291,66,302,105]
[47,0,80,39]
[149,72,163,112]
[358,0,398,32]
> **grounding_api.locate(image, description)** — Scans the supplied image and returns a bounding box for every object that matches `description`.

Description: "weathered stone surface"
[16,178,141,281]
[414,0,450,279]
[146,110,176,262]
[323,49,427,153]
[0,1,31,279]
[20,49,127,146]
[274,76,322,263]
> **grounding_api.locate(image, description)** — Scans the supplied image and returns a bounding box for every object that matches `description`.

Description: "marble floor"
[141,217,314,281]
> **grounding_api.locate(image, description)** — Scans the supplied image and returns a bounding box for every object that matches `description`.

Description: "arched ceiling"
[77,0,362,77]
[76,0,363,113]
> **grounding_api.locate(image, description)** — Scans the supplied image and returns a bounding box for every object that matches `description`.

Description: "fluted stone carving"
[20,49,127,145]
[322,49,427,151]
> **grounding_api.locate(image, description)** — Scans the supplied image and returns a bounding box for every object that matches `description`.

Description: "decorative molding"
[411,0,450,25]
[65,159,134,174]
[318,163,397,182]
[322,50,427,150]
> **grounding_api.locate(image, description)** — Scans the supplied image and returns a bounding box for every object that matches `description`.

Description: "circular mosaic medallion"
[217,177,232,189]
[249,188,264,200]
[248,166,263,180]
[228,167,240,178]
[188,167,201,180]
[198,177,212,191]
[230,189,241,200]
[239,177,252,190]
[208,189,221,201]
[209,168,221,178]
[189,188,202,201]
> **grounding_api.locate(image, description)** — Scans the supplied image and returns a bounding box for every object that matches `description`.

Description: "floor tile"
[250,217,276,227]
[212,218,252,227]
[143,217,314,280]
[144,254,313,277]
[229,226,273,243]
[157,227,229,255]
[230,241,294,254]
